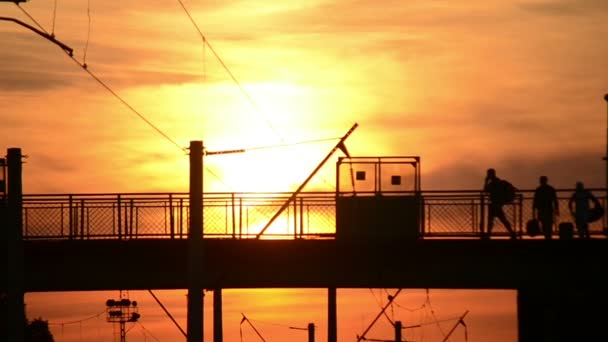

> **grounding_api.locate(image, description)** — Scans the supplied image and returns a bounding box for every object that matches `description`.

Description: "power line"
[51,0,57,36]
[137,322,162,342]
[82,0,91,66]
[174,0,284,142]
[46,310,105,326]
[14,3,186,153]
[425,289,447,337]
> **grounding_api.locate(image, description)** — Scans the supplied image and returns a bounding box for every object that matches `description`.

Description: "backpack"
[501,179,517,203]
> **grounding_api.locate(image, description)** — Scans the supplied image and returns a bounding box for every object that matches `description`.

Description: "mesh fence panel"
[20,191,607,239]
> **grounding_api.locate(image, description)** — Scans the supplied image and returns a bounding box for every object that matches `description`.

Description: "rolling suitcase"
[558,222,574,239]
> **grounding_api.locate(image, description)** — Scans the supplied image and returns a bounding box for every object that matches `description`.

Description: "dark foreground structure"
[3,145,608,342]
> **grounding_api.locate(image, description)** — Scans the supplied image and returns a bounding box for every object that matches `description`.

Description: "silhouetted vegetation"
[25,318,54,342]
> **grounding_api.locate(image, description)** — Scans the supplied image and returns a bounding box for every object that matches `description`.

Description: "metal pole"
[604,93,608,233]
[308,323,315,342]
[214,288,223,342]
[6,147,25,342]
[356,289,402,342]
[188,141,204,342]
[256,123,357,238]
[394,321,402,342]
[328,287,337,342]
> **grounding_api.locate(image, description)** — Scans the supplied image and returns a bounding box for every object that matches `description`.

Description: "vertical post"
[604,93,608,234]
[394,321,402,342]
[213,288,223,342]
[188,141,204,342]
[328,287,337,342]
[6,148,25,342]
[479,193,485,238]
[308,323,315,342]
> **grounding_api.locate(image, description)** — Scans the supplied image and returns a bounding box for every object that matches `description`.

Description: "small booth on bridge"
[335,156,423,240]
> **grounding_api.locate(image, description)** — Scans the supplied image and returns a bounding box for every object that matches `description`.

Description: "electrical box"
[336,157,423,240]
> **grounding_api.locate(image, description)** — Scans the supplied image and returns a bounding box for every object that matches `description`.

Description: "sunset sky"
[2,0,608,341]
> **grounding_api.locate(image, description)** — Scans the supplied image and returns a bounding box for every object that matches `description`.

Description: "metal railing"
[18,189,608,240]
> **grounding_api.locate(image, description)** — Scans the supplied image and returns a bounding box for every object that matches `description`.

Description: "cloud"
[519,0,608,16]
[425,150,605,190]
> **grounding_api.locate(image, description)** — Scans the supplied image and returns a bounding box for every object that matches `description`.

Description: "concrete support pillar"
[518,287,608,342]
[213,288,223,342]
[328,287,337,342]
[5,148,25,342]
[188,141,204,342]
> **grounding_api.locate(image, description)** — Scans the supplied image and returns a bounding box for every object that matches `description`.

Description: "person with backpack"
[533,176,559,239]
[483,168,517,239]
[568,181,600,239]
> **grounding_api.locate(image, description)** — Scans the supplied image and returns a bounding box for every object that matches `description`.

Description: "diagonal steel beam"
[255,123,358,239]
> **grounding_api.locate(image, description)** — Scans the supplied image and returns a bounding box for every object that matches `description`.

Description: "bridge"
[3,145,608,342]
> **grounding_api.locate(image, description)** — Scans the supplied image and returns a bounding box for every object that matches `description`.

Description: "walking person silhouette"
[483,168,517,239]
[533,176,559,239]
[568,181,600,239]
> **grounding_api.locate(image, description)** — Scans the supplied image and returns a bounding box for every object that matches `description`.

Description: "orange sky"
[2,0,608,341]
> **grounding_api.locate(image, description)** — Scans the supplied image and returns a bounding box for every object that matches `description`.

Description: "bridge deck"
[18,238,608,292]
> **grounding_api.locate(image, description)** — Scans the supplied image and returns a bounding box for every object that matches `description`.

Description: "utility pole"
[394,321,402,342]
[188,141,204,342]
[308,323,315,342]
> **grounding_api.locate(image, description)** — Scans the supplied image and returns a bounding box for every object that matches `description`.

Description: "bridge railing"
[423,189,607,238]
[20,189,607,240]
[21,192,336,240]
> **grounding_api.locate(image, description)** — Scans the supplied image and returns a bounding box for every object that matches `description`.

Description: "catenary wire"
[174,0,284,142]
[15,3,185,152]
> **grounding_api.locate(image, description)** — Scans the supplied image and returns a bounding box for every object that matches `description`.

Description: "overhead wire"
[137,322,162,342]
[14,3,185,153]
[173,1,342,197]
[15,2,341,196]
[82,0,91,66]
[51,0,57,36]
[174,0,284,142]
[46,310,106,326]
[425,289,447,338]
[368,289,394,326]
[173,0,347,195]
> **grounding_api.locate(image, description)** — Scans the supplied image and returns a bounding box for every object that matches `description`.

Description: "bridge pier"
[518,287,608,341]
[328,287,337,342]
[213,288,223,342]
[2,148,25,342]
[187,141,204,342]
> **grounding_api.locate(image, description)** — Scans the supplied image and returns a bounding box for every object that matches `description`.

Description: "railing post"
[518,194,523,237]
[239,197,243,239]
[169,194,175,239]
[293,197,298,239]
[231,193,236,239]
[80,199,85,239]
[179,198,184,238]
[68,194,73,239]
[299,198,304,238]
[60,203,64,237]
[117,194,122,240]
[479,192,486,237]
[129,199,134,238]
